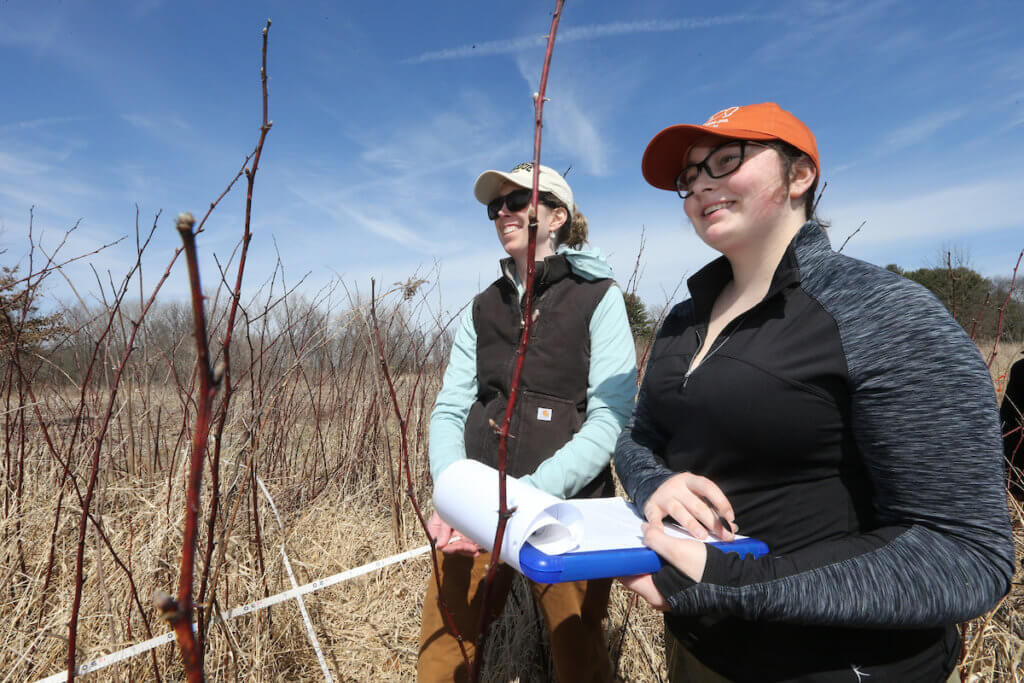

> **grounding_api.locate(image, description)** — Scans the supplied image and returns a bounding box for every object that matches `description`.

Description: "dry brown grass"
[0,368,671,681]
[0,287,1020,682]
[3,345,1020,682]
[965,338,1024,682]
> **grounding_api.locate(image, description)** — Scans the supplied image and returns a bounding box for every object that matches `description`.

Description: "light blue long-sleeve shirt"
[428,245,638,499]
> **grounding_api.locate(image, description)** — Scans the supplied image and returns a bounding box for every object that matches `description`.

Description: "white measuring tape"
[253,472,334,681]
[34,543,430,682]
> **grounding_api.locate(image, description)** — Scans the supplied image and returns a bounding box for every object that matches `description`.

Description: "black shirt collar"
[686,221,829,320]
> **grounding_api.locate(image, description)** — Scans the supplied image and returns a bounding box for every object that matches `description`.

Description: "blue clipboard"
[519,536,769,584]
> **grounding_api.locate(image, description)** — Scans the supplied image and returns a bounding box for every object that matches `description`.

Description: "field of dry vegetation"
[0,227,1021,682]
[0,240,676,681]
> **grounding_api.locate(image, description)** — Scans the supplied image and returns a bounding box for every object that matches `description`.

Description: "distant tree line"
[886,260,1024,342]
[4,255,1020,381]
[621,256,1023,347]
[1,265,453,386]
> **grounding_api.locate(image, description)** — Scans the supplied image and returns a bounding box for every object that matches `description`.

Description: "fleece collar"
[686,221,829,322]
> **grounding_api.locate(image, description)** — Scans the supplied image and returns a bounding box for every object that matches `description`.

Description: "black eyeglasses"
[676,140,769,199]
[487,188,561,220]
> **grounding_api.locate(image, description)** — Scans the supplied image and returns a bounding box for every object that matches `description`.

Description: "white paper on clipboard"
[433,460,583,571]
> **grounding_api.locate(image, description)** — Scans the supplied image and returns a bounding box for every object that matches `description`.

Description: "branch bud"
[154,589,180,620]
[212,359,226,386]
[175,212,196,235]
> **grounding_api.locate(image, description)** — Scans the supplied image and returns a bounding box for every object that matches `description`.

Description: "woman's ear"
[790,157,817,200]
[548,206,568,232]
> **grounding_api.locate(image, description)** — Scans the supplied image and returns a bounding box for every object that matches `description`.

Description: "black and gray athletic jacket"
[614,221,1014,682]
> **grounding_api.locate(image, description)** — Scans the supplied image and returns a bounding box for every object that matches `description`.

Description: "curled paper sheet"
[433,460,583,571]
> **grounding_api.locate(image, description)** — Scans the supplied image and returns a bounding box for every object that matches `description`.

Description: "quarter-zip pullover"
[615,222,1014,682]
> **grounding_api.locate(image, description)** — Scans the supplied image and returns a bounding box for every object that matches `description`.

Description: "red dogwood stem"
[472,1,565,679]
[987,249,1023,368]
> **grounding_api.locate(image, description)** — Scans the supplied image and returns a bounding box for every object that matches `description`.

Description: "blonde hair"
[555,204,588,249]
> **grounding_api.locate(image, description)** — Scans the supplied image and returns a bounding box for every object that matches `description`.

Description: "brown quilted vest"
[464,254,614,498]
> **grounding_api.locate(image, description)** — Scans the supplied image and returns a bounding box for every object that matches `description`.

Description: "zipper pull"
[683,328,702,388]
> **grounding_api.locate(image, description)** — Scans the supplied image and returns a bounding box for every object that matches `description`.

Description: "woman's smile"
[499,220,523,235]
[701,200,735,217]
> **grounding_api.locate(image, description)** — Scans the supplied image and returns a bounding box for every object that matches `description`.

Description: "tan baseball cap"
[473,162,574,218]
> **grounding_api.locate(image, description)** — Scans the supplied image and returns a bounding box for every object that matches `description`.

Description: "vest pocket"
[464,391,585,480]
[514,390,584,476]
[464,391,611,497]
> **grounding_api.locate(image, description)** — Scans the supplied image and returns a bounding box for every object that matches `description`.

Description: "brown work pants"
[417,550,614,682]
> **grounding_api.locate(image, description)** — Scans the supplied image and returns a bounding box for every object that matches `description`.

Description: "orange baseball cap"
[641,102,819,191]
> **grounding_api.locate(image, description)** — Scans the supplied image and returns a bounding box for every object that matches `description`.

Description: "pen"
[700,496,734,539]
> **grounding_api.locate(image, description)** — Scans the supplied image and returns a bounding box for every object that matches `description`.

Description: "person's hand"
[643,522,708,582]
[643,472,737,541]
[426,511,482,557]
[618,574,669,611]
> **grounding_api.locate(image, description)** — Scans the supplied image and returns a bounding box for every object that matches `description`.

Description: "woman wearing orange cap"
[614,103,1013,681]
[417,162,637,681]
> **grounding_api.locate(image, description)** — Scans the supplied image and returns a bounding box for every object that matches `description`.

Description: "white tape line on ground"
[34,544,430,683]
[253,474,333,683]
[279,546,334,682]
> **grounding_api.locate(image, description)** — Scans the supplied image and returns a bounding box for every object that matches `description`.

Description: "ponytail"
[556,204,588,248]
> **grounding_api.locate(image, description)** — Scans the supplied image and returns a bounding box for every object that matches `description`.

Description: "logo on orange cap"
[703,107,741,128]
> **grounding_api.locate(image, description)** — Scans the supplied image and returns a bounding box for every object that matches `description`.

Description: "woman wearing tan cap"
[417,162,637,681]
[614,103,1013,682]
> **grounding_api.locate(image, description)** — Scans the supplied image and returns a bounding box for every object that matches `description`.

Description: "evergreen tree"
[623,292,653,341]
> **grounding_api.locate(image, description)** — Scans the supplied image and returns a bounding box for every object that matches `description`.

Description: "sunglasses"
[486,188,561,220]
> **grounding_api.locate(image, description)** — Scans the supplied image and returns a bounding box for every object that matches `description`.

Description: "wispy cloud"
[121,113,192,135]
[880,109,965,150]
[1001,110,1024,134]
[830,106,969,173]
[130,0,165,19]
[289,184,436,253]
[0,152,51,177]
[404,15,757,64]
[753,0,900,64]
[359,110,497,172]
[0,117,86,134]
[0,10,64,52]
[0,149,99,220]
[548,96,608,175]
[826,175,1024,245]
[514,55,609,176]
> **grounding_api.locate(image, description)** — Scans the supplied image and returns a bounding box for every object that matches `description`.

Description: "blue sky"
[2,0,1022,315]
